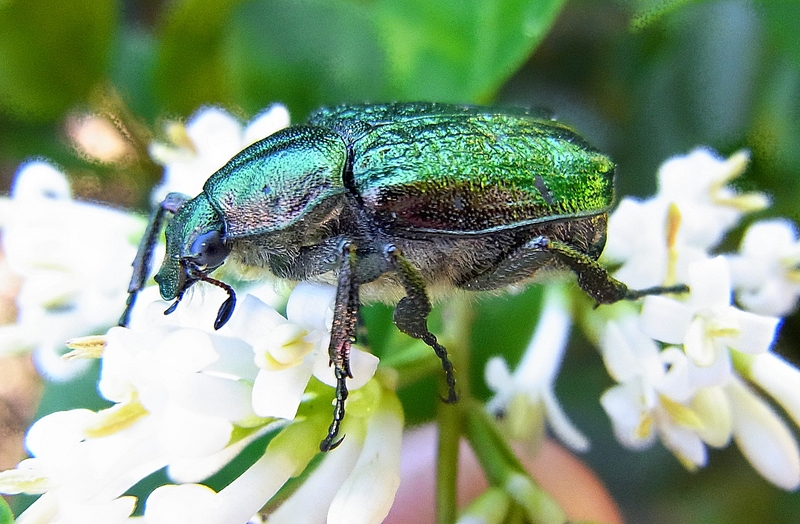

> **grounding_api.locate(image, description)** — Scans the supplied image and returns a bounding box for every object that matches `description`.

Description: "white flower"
[739,352,800,430]
[599,316,732,469]
[1,282,389,523]
[142,380,402,524]
[0,161,142,379]
[226,282,379,420]
[728,219,800,316]
[640,256,780,366]
[604,148,768,289]
[485,284,589,452]
[266,381,404,524]
[726,378,800,490]
[149,105,291,203]
[0,410,139,524]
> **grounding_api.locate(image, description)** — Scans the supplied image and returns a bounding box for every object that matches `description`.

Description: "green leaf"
[224,0,564,117]
[0,0,117,121]
[760,2,800,67]
[225,0,391,118]
[0,496,13,524]
[372,0,565,103]
[152,0,247,115]
[625,0,698,30]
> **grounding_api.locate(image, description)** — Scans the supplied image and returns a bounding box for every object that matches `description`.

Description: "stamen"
[664,203,682,287]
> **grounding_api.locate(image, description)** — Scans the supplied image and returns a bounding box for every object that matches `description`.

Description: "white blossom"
[267,382,404,524]
[726,378,800,490]
[728,218,800,316]
[226,282,379,421]
[485,284,589,452]
[599,316,732,469]
[0,282,390,523]
[640,256,780,367]
[0,161,142,379]
[603,148,768,289]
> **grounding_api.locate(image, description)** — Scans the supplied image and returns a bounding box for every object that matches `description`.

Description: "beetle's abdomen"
[352,114,615,234]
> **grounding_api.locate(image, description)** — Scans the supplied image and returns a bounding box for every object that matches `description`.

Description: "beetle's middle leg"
[385,245,458,404]
[320,242,360,452]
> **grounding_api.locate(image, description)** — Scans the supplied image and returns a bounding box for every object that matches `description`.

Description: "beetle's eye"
[189,230,230,269]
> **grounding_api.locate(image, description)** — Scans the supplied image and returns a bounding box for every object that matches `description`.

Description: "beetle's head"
[155,194,236,330]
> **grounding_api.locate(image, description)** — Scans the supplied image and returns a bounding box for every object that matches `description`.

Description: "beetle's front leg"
[120,193,188,327]
[385,246,458,404]
[320,242,360,452]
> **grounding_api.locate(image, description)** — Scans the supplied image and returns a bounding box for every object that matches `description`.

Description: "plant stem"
[464,401,566,524]
[436,293,474,524]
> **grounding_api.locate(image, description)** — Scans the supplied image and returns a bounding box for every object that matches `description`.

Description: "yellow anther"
[64,335,107,360]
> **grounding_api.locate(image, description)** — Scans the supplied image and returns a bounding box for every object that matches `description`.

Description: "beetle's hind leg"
[120,193,189,327]
[458,235,687,303]
[320,243,360,452]
[537,238,688,303]
[385,246,458,404]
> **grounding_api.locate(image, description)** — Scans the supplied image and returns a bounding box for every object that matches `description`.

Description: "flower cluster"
[0,283,398,524]
[0,161,142,380]
[0,107,401,523]
[487,148,800,490]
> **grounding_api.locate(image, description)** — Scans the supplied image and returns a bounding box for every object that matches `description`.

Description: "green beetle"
[121,102,685,451]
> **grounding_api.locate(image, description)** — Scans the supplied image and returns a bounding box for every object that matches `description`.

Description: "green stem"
[463,401,566,524]
[437,399,460,524]
[436,293,474,524]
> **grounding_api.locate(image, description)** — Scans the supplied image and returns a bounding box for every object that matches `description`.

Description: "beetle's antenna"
[198,274,237,330]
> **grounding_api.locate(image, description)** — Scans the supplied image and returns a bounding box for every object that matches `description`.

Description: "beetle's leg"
[458,236,687,303]
[538,238,688,303]
[385,246,458,404]
[119,193,188,327]
[320,242,360,452]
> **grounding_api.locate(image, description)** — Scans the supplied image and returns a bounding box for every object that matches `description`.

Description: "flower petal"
[640,295,694,344]
[252,362,314,420]
[312,346,379,390]
[720,308,780,355]
[243,104,291,146]
[328,393,404,524]
[688,257,732,309]
[748,352,800,430]
[265,427,362,524]
[727,379,800,490]
[691,386,731,448]
[541,389,590,452]
[144,483,221,524]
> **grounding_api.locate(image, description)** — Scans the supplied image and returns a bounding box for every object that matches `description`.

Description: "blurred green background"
[1,0,799,522]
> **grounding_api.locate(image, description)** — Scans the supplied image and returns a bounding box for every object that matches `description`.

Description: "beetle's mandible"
[121,102,687,451]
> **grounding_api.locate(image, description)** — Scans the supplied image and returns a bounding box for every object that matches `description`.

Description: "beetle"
[120,102,686,452]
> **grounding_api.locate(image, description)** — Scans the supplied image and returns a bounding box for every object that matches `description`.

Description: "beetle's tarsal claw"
[624,283,690,300]
[320,434,345,452]
[319,366,349,452]
[441,389,459,404]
